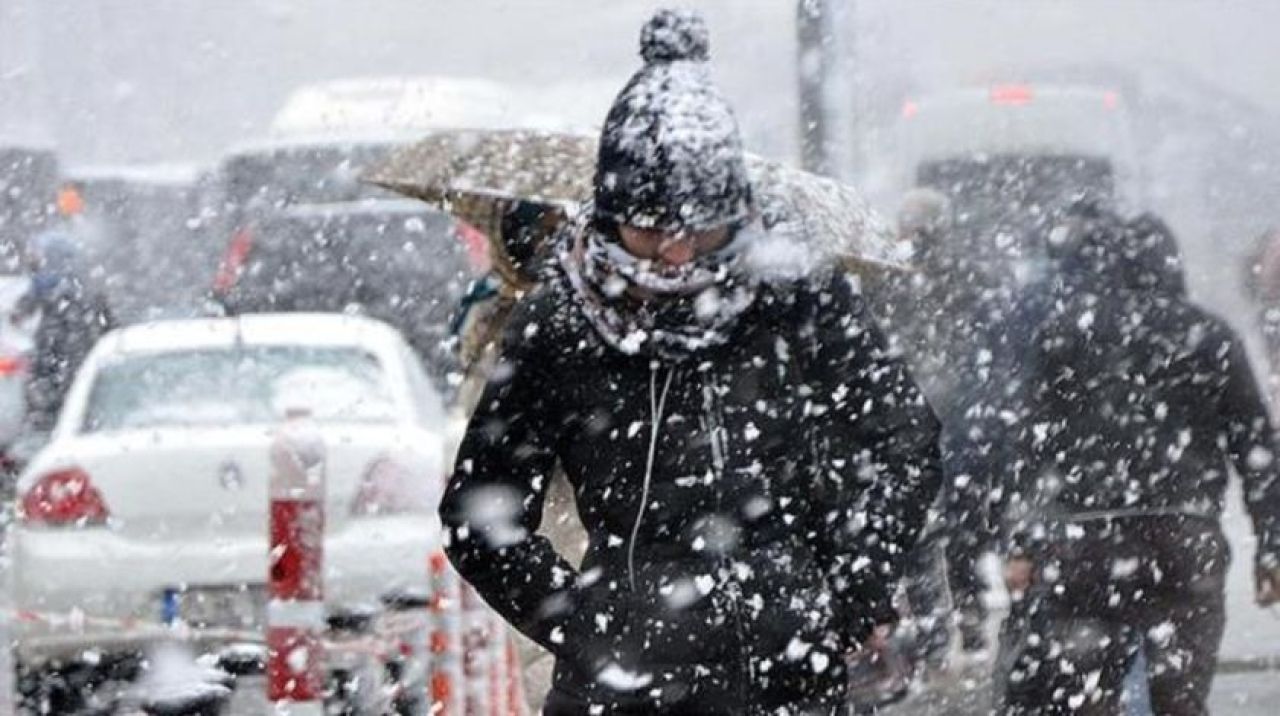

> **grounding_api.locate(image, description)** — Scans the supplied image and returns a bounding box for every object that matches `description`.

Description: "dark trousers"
[945,522,992,648]
[995,516,1227,716]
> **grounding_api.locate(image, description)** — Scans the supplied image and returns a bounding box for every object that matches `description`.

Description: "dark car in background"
[896,83,1137,271]
[210,138,403,230]
[64,165,212,323]
[916,153,1116,275]
[213,199,475,391]
[207,137,481,391]
[0,144,61,269]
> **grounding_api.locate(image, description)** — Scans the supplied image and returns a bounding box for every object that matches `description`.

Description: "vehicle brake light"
[901,100,919,119]
[351,458,420,517]
[990,84,1034,106]
[1103,90,1120,110]
[212,226,255,294]
[0,355,27,377]
[455,221,492,272]
[21,467,110,527]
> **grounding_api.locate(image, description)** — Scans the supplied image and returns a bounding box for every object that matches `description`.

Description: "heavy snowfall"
[0,2,1277,715]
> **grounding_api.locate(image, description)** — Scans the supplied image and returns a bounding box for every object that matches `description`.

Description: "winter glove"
[1003,557,1035,600]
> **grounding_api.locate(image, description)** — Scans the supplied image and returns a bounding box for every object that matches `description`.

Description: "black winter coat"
[441,273,942,715]
[1006,279,1280,566]
[21,279,115,432]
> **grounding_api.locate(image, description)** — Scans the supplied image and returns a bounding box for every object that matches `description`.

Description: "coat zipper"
[628,364,675,593]
[702,375,756,707]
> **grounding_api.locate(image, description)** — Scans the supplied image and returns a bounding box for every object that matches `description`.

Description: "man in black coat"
[440,10,942,715]
[995,208,1280,715]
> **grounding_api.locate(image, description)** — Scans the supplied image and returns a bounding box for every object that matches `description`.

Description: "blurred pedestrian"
[440,9,941,715]
[880,187,997,666]
[995,209,1280,715]
[14,228,115,433]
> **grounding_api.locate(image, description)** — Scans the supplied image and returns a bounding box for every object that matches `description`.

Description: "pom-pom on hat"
[593,8,753,233]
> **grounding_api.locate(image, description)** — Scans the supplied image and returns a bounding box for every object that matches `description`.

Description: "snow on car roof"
[98,313,405,357]
[65,163,204,186]
[270,75,539,136]
[278,198,450,221]
[223,132,416,159]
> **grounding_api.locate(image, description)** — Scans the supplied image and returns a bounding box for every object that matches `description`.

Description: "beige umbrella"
[362,128,905,281]
[363,129,596,288]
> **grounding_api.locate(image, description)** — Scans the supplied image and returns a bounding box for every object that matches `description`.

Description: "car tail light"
[21,467,109,527]
[901,100,919,119]
[0,355,27,377]
[351,458,420,517]
[990,84,1034,106]
[454,221,492,272]
[212,226,255,294]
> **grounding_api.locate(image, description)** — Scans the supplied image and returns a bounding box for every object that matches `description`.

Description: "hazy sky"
[1,0,1278,336]
[2,0,1276,169]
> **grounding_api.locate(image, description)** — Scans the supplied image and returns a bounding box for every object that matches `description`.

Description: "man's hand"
[862,623,893,653]
[1004,557,1034,599]
[1257,560,1280,607]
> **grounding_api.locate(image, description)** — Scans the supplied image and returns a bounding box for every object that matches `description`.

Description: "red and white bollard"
[267,410,327,715]
[428,551,466,715]
[461,584,493,716]
[505,635,528,716]
[486,613,508,716]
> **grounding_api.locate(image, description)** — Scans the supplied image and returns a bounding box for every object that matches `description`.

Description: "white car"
[8,313,447,663]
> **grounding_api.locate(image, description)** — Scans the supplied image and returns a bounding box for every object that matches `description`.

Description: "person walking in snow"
[882,188,1000,666]
[995,206,1280,716]
[14,228,115,433]
[440,10,942,715]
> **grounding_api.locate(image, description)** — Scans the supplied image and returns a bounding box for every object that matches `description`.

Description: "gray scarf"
[560,216,760,361]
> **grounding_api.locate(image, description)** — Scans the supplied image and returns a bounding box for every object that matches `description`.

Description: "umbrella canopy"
[362,128,905,279]
[746,158,903,275]
[363,129,592,227]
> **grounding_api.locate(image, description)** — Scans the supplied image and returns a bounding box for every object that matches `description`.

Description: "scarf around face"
[560,215,760,361]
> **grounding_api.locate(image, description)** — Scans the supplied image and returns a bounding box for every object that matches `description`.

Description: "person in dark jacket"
[440,10,942,715]
[14,229,115,433]
[995,209,1280,716]
[883,188,999,664]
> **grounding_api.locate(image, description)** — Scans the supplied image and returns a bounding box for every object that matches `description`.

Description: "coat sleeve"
[805,275,944,636]
[1217,332,1280,567]
[438,298,580,653]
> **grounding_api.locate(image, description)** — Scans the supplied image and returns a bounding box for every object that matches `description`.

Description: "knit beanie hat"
[593,9,753,233]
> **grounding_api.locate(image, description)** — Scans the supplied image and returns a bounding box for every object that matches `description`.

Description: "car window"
[81,346,398,432]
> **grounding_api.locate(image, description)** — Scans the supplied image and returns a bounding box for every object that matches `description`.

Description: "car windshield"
[81,346,398,432]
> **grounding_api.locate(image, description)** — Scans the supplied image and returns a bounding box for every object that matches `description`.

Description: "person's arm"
[1217,332,1280,604]
[806,275,944,640]
[11,290,37,324]
[439,297,581,651]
